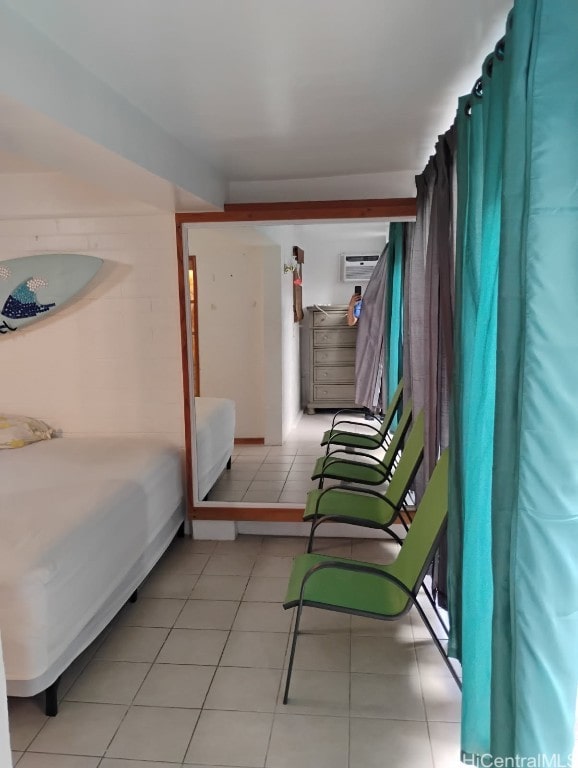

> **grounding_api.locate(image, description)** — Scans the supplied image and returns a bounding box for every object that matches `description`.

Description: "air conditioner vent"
[341,252,380,282]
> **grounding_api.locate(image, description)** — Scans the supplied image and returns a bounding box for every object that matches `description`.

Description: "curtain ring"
[472,77,483,99]
[485,55,495,78]
[464,100,472,117]
[495,37,506,61]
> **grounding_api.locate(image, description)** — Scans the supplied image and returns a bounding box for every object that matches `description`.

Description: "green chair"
[304,411,425,552]
[320,379,404,454]
[311,398,413,488]
[282,450,458,704]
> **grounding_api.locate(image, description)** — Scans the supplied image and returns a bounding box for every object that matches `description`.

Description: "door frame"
[176,197,417,522]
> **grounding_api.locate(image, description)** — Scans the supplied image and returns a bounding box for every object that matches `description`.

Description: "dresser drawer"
[314,365,355,383]
[314,384,356,401]
[314,347,356,365]
[313,311,349,327]
[314,328,357,348]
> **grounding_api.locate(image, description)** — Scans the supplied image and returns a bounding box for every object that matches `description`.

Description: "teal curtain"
[449,58,503,759]
[449,0,578,762]
[491,0,578,761]
[384,222,404,412]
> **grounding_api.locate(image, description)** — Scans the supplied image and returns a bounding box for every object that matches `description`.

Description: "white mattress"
[194,397,235,499]
[0,437,184,695]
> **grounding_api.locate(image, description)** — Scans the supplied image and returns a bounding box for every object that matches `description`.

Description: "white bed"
[0,436,184,703]
[194,397,235,499]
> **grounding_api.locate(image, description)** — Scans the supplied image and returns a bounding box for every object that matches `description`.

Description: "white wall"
[296,228,387,308]
[1,214,185,446]
[258,225,303,442]
[0,170,161,220]
[189,229,266,439]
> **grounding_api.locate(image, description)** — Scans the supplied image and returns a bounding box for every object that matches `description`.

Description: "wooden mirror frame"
[176,198,417,522]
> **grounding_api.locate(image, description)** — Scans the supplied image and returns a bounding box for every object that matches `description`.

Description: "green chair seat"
[320,379,403,451]
[320,431,389,451]
[284,552,409,618]
[310,456,388,485]
[304,488,392,527]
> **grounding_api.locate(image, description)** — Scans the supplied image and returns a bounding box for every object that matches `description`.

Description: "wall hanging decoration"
[0,253,102,335]
[292,246,304,323]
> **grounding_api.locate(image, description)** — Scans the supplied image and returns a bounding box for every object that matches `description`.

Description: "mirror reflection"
[186,221,391,505]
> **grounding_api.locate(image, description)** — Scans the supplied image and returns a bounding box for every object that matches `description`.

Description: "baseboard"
[234,437,265,445]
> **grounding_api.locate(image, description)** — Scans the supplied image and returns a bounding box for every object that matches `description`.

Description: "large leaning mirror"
[183,219,399,511]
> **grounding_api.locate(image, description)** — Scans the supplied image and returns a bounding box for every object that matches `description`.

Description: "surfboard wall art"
[0,254,103,335]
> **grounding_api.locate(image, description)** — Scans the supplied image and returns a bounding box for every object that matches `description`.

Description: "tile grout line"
[180,543,267,763]
[348,594,353,768]
[74,547,211,763]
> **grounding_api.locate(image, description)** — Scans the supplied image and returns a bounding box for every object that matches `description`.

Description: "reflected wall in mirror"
[186,221,389,506]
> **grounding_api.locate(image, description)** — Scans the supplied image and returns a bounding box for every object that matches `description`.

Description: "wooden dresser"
[301,305,358,414]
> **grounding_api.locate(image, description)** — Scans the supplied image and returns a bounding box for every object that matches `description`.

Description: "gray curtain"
[422,128,456,609]
[402,162,436,500]
[354,244,388,410]
[424,130,456,483]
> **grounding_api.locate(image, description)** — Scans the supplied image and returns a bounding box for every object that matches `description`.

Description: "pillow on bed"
[0,414,56,449]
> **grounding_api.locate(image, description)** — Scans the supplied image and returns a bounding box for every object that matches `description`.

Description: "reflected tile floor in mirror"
[207,411,387,504]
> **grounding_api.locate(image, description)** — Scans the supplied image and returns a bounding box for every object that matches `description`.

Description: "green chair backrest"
[377,378,404,437]
[383,409,424,507]
[380,397,413,469]
[390,449,449,592]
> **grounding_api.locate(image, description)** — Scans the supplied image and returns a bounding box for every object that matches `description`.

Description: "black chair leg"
[414,601,461,690]
[283,603,304,704]
[421,582,450,637]
[306,520,319,553]
[45,676,61,717]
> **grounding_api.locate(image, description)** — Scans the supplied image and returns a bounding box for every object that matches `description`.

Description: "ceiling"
[295,222,389,242]
[9,0,512,187]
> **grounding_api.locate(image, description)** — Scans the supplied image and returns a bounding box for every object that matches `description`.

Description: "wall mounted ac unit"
[341,252,380,283]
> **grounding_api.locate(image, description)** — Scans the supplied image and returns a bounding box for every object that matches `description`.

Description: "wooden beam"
[192,506,305,522]
[191,506,415,524]
[175,222,195,519]
[176,197,416,225]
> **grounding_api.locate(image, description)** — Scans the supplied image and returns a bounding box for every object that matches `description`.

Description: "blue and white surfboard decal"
[0,254,103,335]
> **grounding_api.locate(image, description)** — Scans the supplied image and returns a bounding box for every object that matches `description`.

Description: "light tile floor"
[207,412,385,504]
[8,534,468,768]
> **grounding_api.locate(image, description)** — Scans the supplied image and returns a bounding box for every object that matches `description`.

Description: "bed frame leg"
[226,456,232,470]
[176,521,185,538]
[129,589,138,603]
[45,676,61,717]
